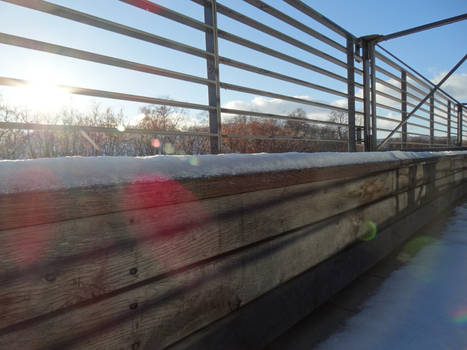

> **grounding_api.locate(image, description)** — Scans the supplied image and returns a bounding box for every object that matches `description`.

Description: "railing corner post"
[458,103,463,146]
[204,0,222,154]
[447,101,451,146]
[429,95,435,146]
[362,39,371,151]
[346,37,356,152]
[401,70,407,148]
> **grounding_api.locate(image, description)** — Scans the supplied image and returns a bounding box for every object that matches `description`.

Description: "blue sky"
[0,0,465,134]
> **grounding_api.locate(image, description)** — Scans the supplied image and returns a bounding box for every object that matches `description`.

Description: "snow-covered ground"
[315,200,467,350]
[0,151,465,194]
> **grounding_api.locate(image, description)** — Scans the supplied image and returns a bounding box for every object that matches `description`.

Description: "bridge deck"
[267,196,467,350]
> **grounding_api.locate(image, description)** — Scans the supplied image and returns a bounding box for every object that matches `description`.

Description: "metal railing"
[0,0,465,157]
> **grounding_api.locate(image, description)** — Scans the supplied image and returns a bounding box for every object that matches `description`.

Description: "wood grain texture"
[0,171,398,329]
[168,182,467,350]
[0,154,465,349]
[0,195,400,350]
[0,160,406,231]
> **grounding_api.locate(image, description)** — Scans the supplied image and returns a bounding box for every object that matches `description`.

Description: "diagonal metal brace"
[377,54,467,150]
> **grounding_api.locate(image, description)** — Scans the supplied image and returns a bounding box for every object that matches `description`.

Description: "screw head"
[44,273,56,282]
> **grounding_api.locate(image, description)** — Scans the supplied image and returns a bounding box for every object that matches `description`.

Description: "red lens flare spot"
[123,174,212,272]
[3,166,62,267]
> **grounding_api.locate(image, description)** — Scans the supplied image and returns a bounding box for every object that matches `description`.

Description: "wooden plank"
[168,181,467,350]
[1,161,464,330]
[0,160,464,348]
[0,195,400,350]
[0,160,406,231]
[0,171,398,329]
[2,155,464,231]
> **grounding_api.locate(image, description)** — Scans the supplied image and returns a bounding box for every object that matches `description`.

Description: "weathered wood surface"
[0,153,465,350]
[2,166,465,349]
[0,160,411,231]
[2,154,462,232]
[0,195,400,350]
[168,181,467,350]
[0,171,397,328]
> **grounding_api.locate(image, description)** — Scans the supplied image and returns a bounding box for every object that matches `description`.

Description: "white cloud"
[431,72,467,100]
[222,96,338,122]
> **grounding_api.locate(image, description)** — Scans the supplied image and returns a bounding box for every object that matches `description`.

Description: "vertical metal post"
[362,40,372,151]
[204,0,221,154]
[429,96,434,146]
[447,101,451,145]
[346,37,356,152]
[458,104,463,146]
[369,42,377,150]
[401,70,408,148]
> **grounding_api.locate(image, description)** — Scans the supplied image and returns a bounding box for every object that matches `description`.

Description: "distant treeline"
[0,103,357,159]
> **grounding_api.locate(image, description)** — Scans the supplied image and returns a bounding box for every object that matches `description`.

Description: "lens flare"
[453,309,467,325]
[116,124,125,132]
[4,166,61,267]
[151,139,161,148]
[189,156,200,166]
[360,221,377,241]
[123,174,212,273]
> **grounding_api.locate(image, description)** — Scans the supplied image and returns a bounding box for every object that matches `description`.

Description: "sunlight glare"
[5,64,71,114]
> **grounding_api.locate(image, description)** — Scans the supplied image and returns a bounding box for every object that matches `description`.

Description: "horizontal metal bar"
[223,133,348,143]
[434,120,448,128]
[375,64,401,82]
[377,53,467,149]
[433,127,447,133]
[401,142,452,147]
[406,81,433,99]
[0,32,213,86]
[119,0,212,32]
[0,121,216,137]
[380,139,450,146]
[218,56,349,98]
[407,121,430,130]
[375,101,403,114]
[375,51,452,111]
[374,74,446,117]
[375,46,462,106]
[376,115,430,130]
[210,1,348,69]
[374,77,438,111]
[354,81,364,89]
[2,0,213,59]
[283,0,357,41]
[219,82,348,113]
[375,77,402,93]
[407,131,435,138]
[400,146,467,151]
[216,29,348,83]
[404,84,448,114]
[221,108,349,127]
[375,89,401,104]
[377,13,467,42]
[433,96,450,110]
[0,76,213,111]
[240,0,346,53]
[376,115,400,123]
[377,127,401,133]
[411,114,431,123]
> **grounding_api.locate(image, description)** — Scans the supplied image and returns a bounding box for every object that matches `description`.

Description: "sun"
[4,63,72,115]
